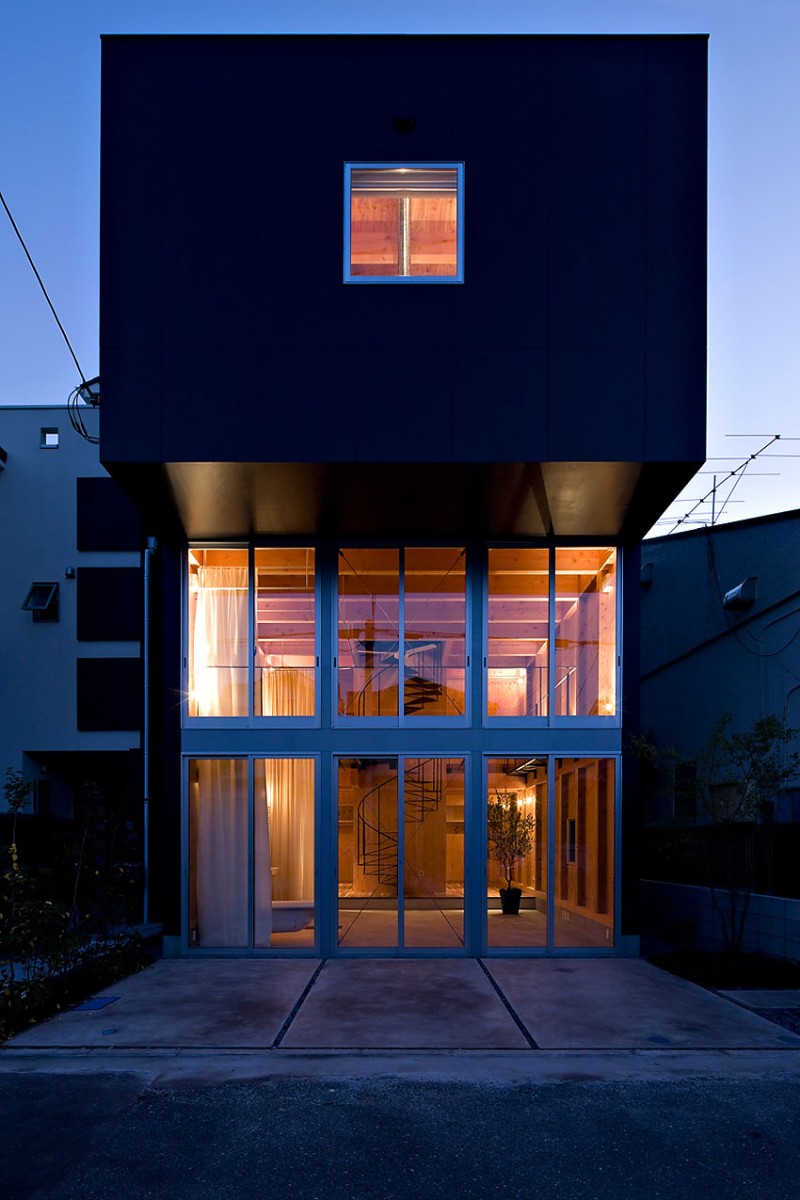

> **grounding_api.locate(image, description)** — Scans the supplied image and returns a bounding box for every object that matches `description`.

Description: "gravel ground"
[4,1073,800,1200]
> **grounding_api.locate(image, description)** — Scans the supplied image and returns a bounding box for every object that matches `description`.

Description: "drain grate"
[72,996,119,1011]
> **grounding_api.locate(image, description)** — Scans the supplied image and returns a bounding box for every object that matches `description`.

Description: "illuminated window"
[554,548,617,717]
[40,428,59,448]
[187,547,316,719]
[344,164,464,282]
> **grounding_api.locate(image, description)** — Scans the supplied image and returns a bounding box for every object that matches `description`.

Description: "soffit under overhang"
[144,460,699,542]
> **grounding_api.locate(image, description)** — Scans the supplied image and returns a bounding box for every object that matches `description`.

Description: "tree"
[487,791,536,891]
[695,714,799,955]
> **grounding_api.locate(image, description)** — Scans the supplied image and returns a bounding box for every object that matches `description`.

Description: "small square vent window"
[40,428,59,449]
[22,582,60,622]
[344,163,464,283]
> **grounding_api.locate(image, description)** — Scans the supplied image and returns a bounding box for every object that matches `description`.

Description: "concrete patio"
[5,957,800,1061]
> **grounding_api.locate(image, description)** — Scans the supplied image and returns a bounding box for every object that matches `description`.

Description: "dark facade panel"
[100,35,707,480]
[77,567,143,641]
[77,657,142,731]
[645,38,708,349]
[256,350,357,463]
[160,40,262,351]
[548,38,647,350]
[77,476,143,551]
[644,346,707,461]
[452,349,549,462]
[549,348,646,462]
[99,42,163,351]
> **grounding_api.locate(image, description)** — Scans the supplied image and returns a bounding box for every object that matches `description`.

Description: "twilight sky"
[1,0,798,535]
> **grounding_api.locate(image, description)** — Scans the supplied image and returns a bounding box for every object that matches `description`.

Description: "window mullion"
[399,547,406,723]
[548,546,556,722]
[249,544,255,720]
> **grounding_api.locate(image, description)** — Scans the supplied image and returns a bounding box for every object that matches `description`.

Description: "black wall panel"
[77,477,143,551]
[77,657,142,731]
[100,34,707,471]
[77,567,143,641]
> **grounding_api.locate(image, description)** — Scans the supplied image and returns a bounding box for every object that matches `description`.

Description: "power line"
[0,188,87,384]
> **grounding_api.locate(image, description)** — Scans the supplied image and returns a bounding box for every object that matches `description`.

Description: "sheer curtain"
[257,759,315,903]
[190,759,254,947]
[190,566,248,716]
[261,670,316,717]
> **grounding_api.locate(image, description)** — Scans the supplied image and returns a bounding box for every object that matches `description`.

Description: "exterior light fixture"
[21,582,60,622]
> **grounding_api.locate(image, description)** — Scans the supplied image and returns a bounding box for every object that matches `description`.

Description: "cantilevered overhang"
[110,460,700,542]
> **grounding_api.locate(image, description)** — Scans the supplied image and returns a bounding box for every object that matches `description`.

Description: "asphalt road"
[5,1072,800,1200]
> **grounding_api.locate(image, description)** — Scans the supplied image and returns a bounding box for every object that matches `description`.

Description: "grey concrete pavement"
[280,959,530,1049]
[3,957,800,1086]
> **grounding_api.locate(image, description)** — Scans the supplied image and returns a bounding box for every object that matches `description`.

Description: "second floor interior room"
[186,544,618,724]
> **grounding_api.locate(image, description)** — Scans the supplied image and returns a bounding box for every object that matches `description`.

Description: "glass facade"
[187,549,249,717]
[184,543,621,956]
[337,547,466,720]
[254,548,316,717]
[488,549,550,717]
[189,757,315,950]
[337,757,466,950]
[554,548,617,717]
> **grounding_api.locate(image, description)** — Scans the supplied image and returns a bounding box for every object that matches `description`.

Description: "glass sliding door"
[554,549,617,717]
[254,758,315,949]
[404,549,466,718]
[337,756,466,951]
[486,757,547,948]
[403,758,465,948]
[189,758,249,947]
[338,550,400,717]
[487,549,550,718]
[254,549,316,717]
[188,757,316,951]
[337,547,467,722]
[338,758,399,947]
[554,758,615,948]
[187,549,249,717]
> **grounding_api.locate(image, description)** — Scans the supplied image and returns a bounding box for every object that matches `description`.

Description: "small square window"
[22,582,60,622]
[344,163,464,283]
[40,428,59,449]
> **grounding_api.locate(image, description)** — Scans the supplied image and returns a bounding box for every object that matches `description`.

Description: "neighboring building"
[0,405,142,820]
[99,33,707,958]
[640,509,800,822]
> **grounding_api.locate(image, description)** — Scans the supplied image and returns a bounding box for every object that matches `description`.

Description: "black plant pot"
[499,887,522,915]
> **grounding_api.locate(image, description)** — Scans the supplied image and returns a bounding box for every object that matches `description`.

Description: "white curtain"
[261,669,315,717]
[191,566,248,716]
[258,759,315,903]
[191,759,254,948]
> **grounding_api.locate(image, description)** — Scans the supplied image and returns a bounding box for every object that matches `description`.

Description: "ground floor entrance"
[185,753,618,956]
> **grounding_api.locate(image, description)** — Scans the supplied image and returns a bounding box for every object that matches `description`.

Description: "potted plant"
[487,790,536,914]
